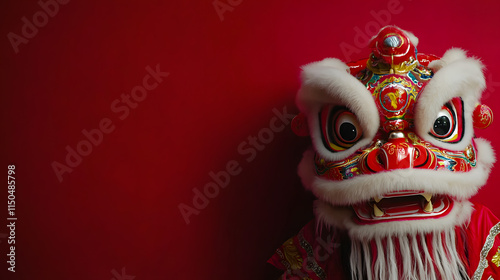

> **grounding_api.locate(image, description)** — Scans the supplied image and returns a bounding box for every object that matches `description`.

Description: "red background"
[1,0,500,279]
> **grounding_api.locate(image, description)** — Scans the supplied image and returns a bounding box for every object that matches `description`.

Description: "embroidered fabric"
[269,203,500,280]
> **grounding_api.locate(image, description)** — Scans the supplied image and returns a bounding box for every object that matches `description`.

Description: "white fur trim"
[428,48,467,71]
[415,49,485,151]
[297,58,379,161]
[314,199,472,238]
[346,227,467,280]
[299,138,495,205]
[401,29,419,48]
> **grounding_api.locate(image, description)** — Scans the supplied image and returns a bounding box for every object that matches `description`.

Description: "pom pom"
[473,104,493,129]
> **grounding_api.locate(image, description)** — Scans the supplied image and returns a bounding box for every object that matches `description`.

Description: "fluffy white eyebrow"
[414,48,485,151]
[296,58,379,161]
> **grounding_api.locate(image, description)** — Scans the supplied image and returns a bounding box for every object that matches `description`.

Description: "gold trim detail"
[297,232,327,280]
[366,55,418,75]
[282,238,303,270]
[473,222,500,279]
[492,247,500,267]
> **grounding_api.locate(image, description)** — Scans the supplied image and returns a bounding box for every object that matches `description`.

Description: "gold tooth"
[424,201,433,213]
[374,196,382,203]
[373,203,384,217]
[421,193,432,202]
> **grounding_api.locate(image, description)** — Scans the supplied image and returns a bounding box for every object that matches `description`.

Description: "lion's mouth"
[352,191,454,224]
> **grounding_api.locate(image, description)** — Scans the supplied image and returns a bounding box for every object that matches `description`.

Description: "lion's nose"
[378,132,415,170]
[359,132,437,174]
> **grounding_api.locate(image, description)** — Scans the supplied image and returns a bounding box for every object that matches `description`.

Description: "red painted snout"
[379,132,414,170]
[360,132,437,173]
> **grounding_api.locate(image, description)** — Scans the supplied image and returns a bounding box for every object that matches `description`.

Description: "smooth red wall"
[2,0,500,279]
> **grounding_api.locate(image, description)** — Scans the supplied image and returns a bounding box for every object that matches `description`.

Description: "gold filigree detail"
[282,238,303,270]
[492,246,500,267]
[465,144,476,162]
[367,55,418,75]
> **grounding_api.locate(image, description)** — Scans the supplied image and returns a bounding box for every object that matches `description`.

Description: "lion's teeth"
[424,201,433,213]
[374,196,382,203]
[373,203,384,217]
[421,193,432,202]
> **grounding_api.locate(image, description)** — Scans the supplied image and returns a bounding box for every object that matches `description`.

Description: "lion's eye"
[335,111,362,143]
[433,114,452,136]
[429,98,464,143]
[320,106,363,152]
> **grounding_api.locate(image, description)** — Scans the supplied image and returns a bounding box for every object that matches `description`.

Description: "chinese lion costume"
[269,26,499,279]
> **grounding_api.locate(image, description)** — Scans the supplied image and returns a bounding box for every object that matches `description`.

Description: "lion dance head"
[286,26,496,279]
